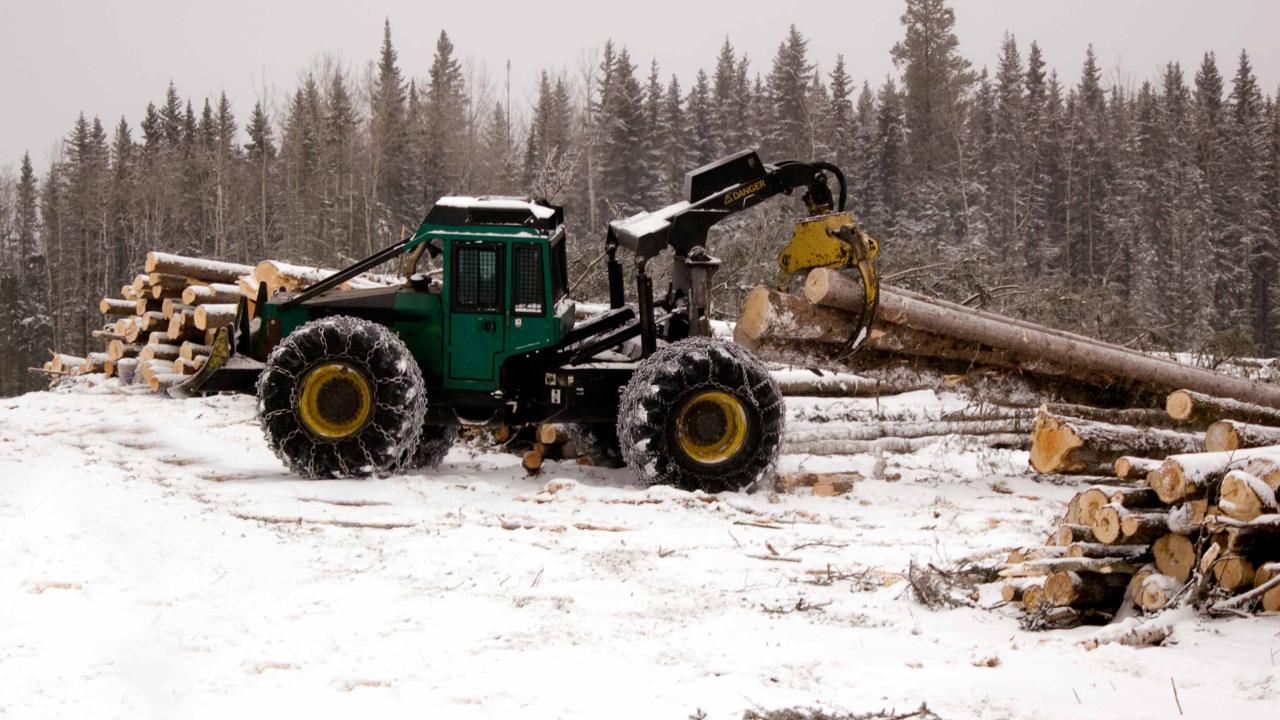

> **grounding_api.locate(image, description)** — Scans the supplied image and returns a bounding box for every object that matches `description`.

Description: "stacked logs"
[519,424,583,475]
[37,252,394,394]
[1000,445,1280,626]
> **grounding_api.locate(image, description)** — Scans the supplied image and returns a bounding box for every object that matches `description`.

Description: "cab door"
[447,241,506,383]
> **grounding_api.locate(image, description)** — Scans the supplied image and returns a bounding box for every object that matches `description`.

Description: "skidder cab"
[178,149,880,491]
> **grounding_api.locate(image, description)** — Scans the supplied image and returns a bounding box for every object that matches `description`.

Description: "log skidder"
[619,338,784,492]
[257,315,427,478]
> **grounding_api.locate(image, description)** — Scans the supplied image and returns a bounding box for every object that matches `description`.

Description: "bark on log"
[1053,524,1097,545]
[107,340,141,361]
[1043,403,1186,429]
[1029,410,1201,475]
[1091,504,1167,545]
[769,369,899,397]
[1167,499,1210,535]
[182,282,242,305]
[145,252,254,283]
[1127,564,1157,606]
[806,269,1280,409]
[79,353,108,373]
[139,344,181,362]
[99,298,137,316]
[1138,573,1182,612]
[194,303,237,331]
[1147,448,1280,504]
[161,299,195,318]
[1044,570,1130,608]
[1000,557,1141,578]
[1205,421,1280,453]
[179,342,213,362]
[1113,456,1163,480]
[781,433,1025,456]
[786,417,1031,444]
[537,424,569,445]
[1066,543,1152,562]
[147,372,186,393]
[1210,555,1256,591]
[1166,389,1280,426]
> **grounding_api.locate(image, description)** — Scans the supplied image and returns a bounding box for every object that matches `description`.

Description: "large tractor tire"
[617,337,784,493]
[257,315,426,478]
[404,422,458,471]
[567,422,624,468]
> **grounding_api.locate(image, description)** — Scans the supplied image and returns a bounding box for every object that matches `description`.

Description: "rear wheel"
[405,422,458,470]
[257,315,425,478]
[617,337,784,492]
[567,422,624,468]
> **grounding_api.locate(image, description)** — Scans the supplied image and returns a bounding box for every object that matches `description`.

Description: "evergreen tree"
[763,25,813,160]
[369,20,410,250]
[424,30,468,203]
[598,48,647,216]
[660,74,691,202]
[687,70,715,166]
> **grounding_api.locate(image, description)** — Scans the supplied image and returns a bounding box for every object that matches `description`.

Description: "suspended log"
[805,269,1280,409]
[98,298,137,316]
[145,252,255,283]
[182,282,242,305]
[1029,411,1201,475]
[1205,421,1280,453]
[1166,389,1280,426]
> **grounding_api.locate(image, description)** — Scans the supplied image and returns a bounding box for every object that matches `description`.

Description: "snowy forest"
[0,0,1278,397]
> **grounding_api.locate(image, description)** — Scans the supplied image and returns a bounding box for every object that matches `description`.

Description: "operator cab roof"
[425,196,563,232]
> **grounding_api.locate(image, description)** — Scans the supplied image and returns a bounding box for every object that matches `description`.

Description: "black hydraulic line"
[810,161,848,212]
[281,238,412,310]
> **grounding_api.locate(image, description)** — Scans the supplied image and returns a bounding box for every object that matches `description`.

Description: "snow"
[435,196,557,220]
[2,387,1279,718]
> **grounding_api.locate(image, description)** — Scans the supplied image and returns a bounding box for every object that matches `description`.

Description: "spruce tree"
[763,25,813,160]
[425,30,468,203]
[369,20,409,250]
[687,70,716,167]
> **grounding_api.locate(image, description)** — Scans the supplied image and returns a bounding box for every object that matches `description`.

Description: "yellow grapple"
[777,211,881,356]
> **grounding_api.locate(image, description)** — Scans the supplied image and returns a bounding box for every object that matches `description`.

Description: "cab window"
[453,243,503,312]
[512,244,545,315]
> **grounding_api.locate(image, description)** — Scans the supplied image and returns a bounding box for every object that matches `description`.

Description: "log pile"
[1000,445,1280,627]
[36,252,395,393]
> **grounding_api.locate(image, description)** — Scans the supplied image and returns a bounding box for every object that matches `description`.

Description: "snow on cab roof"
[435,195,557,220]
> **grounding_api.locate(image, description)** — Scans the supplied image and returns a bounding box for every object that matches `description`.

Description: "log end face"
[1029,414,1086,474]
[1166,390,1194,422]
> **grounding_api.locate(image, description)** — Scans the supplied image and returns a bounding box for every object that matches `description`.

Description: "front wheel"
[257,315,426,478]
[617,338,784,492]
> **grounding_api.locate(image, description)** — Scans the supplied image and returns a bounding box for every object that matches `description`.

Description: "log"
[107,340,141,361]
[1241,458,1280,489]
[786,417,1031,444]
[1210,555,1256,591]
[1113,456,1162,481]
[1138,573,1183,612]
[1000,556,1141,578]
[1167,499,1210,535]
[182,282,242,305]
[91,329,127,342]
[161,299,195,319]
[1147,448,1280,504]
[536,424,570,445]
[1166,389,1280,426]
[139,344,181,362]
[1205,421,1280,453]
[1053,524,1096,545]
[146,252,254,283]
[1153,534,1197,583]
[806,270,1280,409]
[1210,573,1280,614]
[134,297,162,315]
[80,352,108,373]
[194,303,237,331]
[137,311,168,332]
[1091,505,1167,545]
[736,287,862,346]
[179,342,214,362]
[1029,411,1201,475]
[115,357,138,384]
[1021,582,1047,613]
[48,354,84,373]
[1043,403,1186,429]
[1007,546,1069,564]
[1082,614,1176,650]
[782,433,1025,456]
[1066,543,1152,562]
[99,297,137,316]
[147,272,189,293]
[1219,470,1279,521]
[147,372,186,393]
[1127,564,1157,606]
[522,449,543,475]
[769,369,900,397]
[1044,570,1130,608]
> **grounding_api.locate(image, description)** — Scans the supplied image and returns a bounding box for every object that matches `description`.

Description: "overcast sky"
[2,0,1277,172]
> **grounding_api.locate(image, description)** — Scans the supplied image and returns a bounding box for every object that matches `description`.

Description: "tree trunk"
[1029,411,1201,475]
[1166,389,1280,426]
[1204,420,1280,453]
[781,433,1025,456]
[145,252,254,284]
[1113,456,1162,480]
[1218,470,1279,521]
[1153,533,1197,583]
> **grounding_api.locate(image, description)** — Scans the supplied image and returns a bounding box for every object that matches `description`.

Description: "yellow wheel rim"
[675,390,748,465]
[297,362,373,440]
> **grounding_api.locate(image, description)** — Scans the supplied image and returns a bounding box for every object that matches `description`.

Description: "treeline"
[1,0,1278,396]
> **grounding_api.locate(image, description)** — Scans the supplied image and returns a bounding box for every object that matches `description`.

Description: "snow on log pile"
[35,252,397,393]
[997,445,1280,628]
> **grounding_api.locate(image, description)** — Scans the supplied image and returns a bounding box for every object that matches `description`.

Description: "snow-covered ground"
[1,385,1277,719]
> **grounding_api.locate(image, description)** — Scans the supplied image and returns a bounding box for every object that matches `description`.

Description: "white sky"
[1,0,1277,171]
